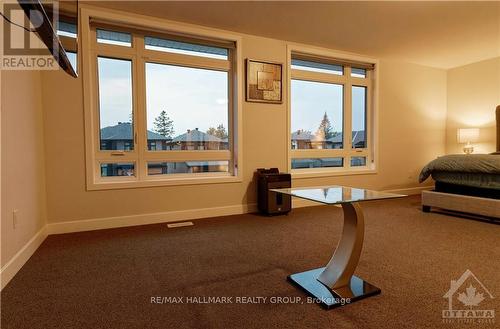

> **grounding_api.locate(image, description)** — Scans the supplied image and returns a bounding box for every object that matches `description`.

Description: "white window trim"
[80,5,243,190]
[286,43,379,179]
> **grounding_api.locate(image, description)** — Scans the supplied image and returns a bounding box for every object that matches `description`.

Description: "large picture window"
[86,21,238,188]
[145,63,229,151]
[291,79,343,150]
[290,53,375,173]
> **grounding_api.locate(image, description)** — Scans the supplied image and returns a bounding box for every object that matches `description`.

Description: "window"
[56,20,77,73]
[144,36,228,60]
[100,163,135,177]
[66,51,77,72]
[290,52,375,173]
[97,29,132,47]
[291,59,343,75]
[352,86,367,149]
[147,161,229,175]
[145,63,229,151]
[97,57,133,151]
[351,68,366,78]
[57,21,77,39]
[291,80,343,150]
[85,20,239,189]
[292,158,344,169]
[351,156,367,167]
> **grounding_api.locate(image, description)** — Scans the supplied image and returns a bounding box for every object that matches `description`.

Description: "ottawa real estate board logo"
[1,1,59,70]
[442,269,495,324]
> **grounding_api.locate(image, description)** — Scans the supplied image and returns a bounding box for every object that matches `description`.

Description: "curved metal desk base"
[288,202,381,309]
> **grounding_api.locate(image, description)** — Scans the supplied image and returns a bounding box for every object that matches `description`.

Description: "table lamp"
[457,128,479,154]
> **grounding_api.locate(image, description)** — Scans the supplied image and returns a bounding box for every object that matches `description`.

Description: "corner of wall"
[1,69,49,290]
[445,57,500,155]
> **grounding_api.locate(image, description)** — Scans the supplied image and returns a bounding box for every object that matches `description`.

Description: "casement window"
[289,51,376,175]
[82,15,241,189]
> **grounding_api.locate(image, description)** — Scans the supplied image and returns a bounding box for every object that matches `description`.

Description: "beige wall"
[41,29,447,223]
[446,57,500,154]
[1,70,47,267]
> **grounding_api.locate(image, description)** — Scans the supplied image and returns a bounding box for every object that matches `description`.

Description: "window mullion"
[134,34,147,181]
[228,47,236,175]
[144,150,231,162]
[344,67,352,169]
[291,149,346,159]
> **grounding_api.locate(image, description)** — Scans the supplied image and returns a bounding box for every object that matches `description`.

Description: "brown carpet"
[1,196,499,329]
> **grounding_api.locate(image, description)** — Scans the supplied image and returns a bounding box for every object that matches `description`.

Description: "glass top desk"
[270,186,405,309]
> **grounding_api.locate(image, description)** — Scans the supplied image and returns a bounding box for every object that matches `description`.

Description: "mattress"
[419,154,500,189]
[431,171,500,189]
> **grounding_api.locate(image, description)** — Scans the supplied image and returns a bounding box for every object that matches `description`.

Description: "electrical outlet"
[13,209,18,229]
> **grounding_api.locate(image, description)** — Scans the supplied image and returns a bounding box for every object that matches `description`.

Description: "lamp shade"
[457,128,479,144]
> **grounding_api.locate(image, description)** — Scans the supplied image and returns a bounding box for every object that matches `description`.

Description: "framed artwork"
[246,59,282,104]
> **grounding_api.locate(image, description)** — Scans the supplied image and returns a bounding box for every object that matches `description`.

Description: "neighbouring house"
[291,157,344,169]
[100,125,229,176]
[148,161,230,175]
[328,133,343,149]
[170,128,228,150]
[291,130,315,149]
[148,128,229,175]
[291,129,365,152]
[100,122,171,151]
[328,131,365,149]
[100,122,171,177]
[351,130,366,148]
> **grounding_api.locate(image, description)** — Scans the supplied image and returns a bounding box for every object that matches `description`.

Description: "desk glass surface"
[270,186,405,205]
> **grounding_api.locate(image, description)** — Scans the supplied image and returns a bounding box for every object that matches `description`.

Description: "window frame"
[81,6,243,190]
[286,45,379,178]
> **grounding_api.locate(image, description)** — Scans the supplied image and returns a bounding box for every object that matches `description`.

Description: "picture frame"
[246,59,283,104]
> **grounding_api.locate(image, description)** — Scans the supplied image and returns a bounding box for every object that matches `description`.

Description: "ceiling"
[91,1,500,69]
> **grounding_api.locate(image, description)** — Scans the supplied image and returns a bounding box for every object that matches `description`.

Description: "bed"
[419,106,500,219]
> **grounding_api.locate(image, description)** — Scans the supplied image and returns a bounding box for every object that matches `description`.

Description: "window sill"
[291,168,377,180]
[87,174,242,191]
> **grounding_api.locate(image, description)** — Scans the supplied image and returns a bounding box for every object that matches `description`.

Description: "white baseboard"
[47,203,258,235]
[1,226,48,290]
[47,186,431,235]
